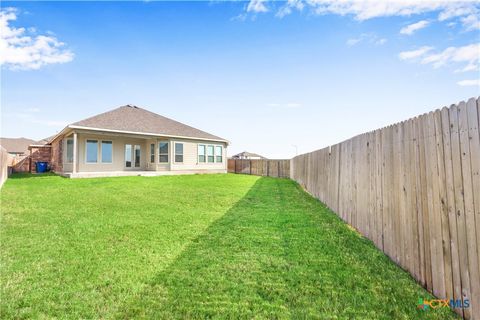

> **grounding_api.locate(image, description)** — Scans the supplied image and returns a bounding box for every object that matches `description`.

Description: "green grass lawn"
[1,173,457,319]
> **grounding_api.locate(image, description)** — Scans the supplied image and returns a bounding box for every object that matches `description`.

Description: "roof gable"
[70,105,227,142]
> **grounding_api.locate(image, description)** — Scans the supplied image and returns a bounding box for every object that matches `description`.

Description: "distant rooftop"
[231,151,266,159]
[0,137,36,154]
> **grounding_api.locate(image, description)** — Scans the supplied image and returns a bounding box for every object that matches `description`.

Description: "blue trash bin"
[36,162,48,173]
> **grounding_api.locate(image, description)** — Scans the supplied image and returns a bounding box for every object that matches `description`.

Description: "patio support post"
[73,132,77,173]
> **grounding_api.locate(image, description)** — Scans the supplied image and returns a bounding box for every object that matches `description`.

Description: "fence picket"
[290,98,479,319]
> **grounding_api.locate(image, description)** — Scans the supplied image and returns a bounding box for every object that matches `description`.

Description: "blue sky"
[1,1,479,158]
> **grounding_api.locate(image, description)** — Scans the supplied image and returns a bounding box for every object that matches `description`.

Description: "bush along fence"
[291,97,480,319]
[227,159,290,178]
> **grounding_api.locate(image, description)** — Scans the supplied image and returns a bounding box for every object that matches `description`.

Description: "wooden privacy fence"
[228,159,290,178]
[0,147,10,188]
[291,97,480,319]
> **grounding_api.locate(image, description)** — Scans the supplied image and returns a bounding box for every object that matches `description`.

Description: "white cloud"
[247,0,268,13]
[421,43,480,68]
[455,62,479,73]
[399,46,433,60]
[457,79,480,86]
[308,1,447,20]
[438,5,476,21]
[438,3,480,30]
[346,38,361,46]
[268,0,479,31]
[346,33,386,46]
[26,107,40,113]
[277,0,304,18]
[399,43,480,75]
[400,20,430,35]
[0,7,74,70]
[461,13,480,31]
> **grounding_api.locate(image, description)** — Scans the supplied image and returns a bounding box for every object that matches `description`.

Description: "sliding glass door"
[134,145,140,167]
[125,144,141,169]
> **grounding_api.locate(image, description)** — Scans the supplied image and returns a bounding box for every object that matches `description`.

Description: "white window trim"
[215,145,223,163]
[197,143,224,164]
[159,141,169,164]
[101,140,113,164]
[124,144,133,168]
[66,138,74,164]
[207,144,215,164]
[85,139,99,164]
[133,144,141,168]
[197,144,206,164]
[150,143,155,163]
[174,142,184,163]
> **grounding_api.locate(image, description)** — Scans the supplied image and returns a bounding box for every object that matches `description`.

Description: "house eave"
[28,145,52,149]
[67,125,230,145]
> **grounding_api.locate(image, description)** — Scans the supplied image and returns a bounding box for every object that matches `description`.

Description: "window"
[175,143,183,163]
[159,142,169,163]
[215,146,223,163]
[134,145,141,167]
[198,144,206,163]
[125,144,132,167]
[207,145,214,163]
[66,139,73,163]
[150,144,155,163]
[101,141,112,163]
[86,140,98,163]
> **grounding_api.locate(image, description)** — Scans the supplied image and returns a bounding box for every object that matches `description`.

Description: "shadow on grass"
[9,172,62,179]
[118,177,457,319]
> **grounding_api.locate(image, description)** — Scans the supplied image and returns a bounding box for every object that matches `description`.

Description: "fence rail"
[228,159,290,178]
[291,97,480,319]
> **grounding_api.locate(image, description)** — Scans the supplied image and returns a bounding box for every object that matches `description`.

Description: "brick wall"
[50,138,63,173]
[30,147,52,173]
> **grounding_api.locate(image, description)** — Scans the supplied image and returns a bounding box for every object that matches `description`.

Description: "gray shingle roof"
[70,105,227,142]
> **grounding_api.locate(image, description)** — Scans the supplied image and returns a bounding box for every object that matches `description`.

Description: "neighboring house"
[0,137,36,157]
[0,137,37,172]
[35,105,229,178]
[231,151,266,160]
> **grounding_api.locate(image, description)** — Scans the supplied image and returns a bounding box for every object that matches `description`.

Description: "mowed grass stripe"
[1,174,457,319]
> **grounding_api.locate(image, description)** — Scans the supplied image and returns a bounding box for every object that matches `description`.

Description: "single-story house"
[231,151,266,160]
[37,105,229,178]
[0,137,37,172]
[0,137,36,157]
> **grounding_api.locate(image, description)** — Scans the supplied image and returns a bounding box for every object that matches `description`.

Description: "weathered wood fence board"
[0,147,9,188]
[291,97,480,319]
[228,159,290,178]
